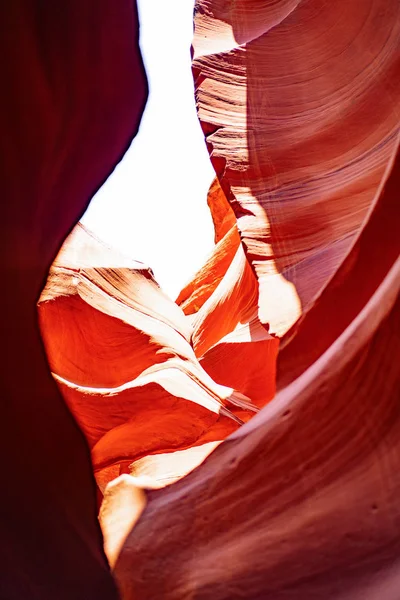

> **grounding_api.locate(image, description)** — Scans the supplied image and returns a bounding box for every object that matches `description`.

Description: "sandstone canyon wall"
[38,223,277,494]
[2,1,400,599]
[112,1,400,599]
[0,2,146,598]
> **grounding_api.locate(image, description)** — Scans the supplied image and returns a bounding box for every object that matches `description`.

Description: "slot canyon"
[1,1,400,599]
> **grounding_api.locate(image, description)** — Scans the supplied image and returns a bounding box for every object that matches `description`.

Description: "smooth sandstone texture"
[38,213,277,569]
[0,2,147,598]
[2,1,400,599]
[110,1,400,599]
[114,141,400,600]
[38,221,278,489]
[193,0,400,337]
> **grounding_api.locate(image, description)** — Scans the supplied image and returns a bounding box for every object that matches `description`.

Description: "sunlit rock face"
[38,220,278,493]
[109,1,399,599]
[4,1,400,599]
[193,0,400,340]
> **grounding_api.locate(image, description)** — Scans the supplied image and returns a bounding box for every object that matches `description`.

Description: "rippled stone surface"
[2,1,400,599]
[111,1,400,598]
[39,224,277,497]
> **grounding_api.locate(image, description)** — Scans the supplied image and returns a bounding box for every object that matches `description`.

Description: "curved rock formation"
[1,2,146,598]
[114,140,400,600]
[2,1,400,599]
[193,0,400,339]
[111,1,400,598]
[38,221,278,492]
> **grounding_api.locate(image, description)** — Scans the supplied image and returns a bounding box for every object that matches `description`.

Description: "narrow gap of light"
[81,0,215,300]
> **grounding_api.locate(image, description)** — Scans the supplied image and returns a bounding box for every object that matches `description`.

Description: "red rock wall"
[111,1,400,598]
[2,1,400,598]
[114,142,400,600]
[38,224,277,495]
[0,2,146,598]
[193,0,400,337]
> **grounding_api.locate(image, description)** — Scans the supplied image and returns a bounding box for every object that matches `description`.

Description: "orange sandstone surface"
[2,1,400,599]
[38,223,277,491]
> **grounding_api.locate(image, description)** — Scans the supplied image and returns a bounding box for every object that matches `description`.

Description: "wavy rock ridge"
[39,222,278,494]
[2,1,400,599]
[111,1,400,598]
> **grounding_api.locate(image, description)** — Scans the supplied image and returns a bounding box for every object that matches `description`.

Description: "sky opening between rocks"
[82,0,215,300]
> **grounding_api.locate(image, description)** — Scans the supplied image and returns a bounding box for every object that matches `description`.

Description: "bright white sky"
[81,0,215,300]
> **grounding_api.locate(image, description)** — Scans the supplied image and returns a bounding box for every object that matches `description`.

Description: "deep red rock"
[38,223,277,493]
[2,1,400,599]
[0,2,146,598]
[110,1,400,598]
[114,144,400,600]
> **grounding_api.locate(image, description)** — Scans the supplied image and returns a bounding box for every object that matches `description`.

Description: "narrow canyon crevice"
[1,1,400,599]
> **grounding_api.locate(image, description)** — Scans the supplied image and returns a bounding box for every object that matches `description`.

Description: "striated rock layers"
[2,1,400,599]
[0,2,146,598]
[38,223,278,494]
[110,1,400,599]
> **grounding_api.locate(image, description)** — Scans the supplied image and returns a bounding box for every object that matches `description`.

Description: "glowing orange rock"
[109,1,400,598]
[2,1,400,599]
[113,137,400,600]
[39,224,278,492]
